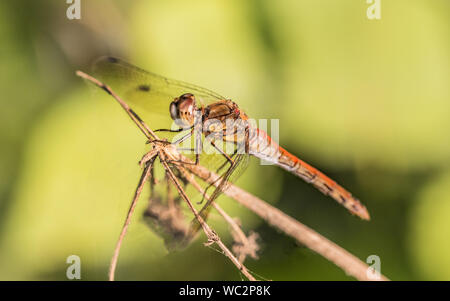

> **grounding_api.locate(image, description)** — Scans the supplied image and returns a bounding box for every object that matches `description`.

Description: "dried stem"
[184,160,389,281]
[161,157,256,281]
[76,70,157,140]
[177,165,257,263]
[109,155,155,281]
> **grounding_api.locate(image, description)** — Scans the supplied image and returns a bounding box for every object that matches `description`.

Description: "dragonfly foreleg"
[172,128,194,145]
[167,128,202,166]
[154,127,186,133]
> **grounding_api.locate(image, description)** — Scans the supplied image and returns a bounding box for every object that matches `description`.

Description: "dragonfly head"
[170,93,197,128]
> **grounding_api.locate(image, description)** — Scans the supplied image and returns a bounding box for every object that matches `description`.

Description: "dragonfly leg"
[197,165,231,204]
[196,141,237,205]
[167,128,202,166]
[172,128,193,145]
[210,141,234,166]
[166,131,199,165]
[216,148,238,175]
[154,127,185,133]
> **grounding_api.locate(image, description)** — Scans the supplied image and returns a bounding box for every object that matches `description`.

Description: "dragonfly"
[89,56,370,222]
[77,56,370,280]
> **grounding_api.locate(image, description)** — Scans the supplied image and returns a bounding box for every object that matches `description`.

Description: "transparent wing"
[142,152,249,250]
[183,151,250,241]
[92,56,225,132]
[90,57,250,245]
[91,56,249,188]
[142,164,192,251]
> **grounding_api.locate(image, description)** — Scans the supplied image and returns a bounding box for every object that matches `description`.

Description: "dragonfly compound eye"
[169,101,179,120]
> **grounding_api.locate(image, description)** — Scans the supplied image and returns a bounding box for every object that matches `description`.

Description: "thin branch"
[76,70,157,141]
[183,160,389,281]
[161,155,256,281]
[109,154,156,281]
[177,165,258,263]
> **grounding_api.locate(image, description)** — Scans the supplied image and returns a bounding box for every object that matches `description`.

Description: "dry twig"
[184,161,389,281]
[177,165,259,263]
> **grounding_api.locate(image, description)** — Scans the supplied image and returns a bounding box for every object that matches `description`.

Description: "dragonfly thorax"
[170,94,249,138]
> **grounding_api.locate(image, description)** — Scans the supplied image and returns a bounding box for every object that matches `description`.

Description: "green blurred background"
[0,0,449,280]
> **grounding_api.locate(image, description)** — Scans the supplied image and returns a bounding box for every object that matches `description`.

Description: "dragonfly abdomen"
[249,128,370,220]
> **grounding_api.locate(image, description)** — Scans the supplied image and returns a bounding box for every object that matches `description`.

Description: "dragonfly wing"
[92,56,225,132]
[202,152,249,207]
[90,56,251,242]
[184,152,250,241]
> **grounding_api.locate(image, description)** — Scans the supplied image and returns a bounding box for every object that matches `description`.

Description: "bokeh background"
[0,0,449,280]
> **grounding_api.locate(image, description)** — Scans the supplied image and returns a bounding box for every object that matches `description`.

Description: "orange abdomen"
[248,128,370,220]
